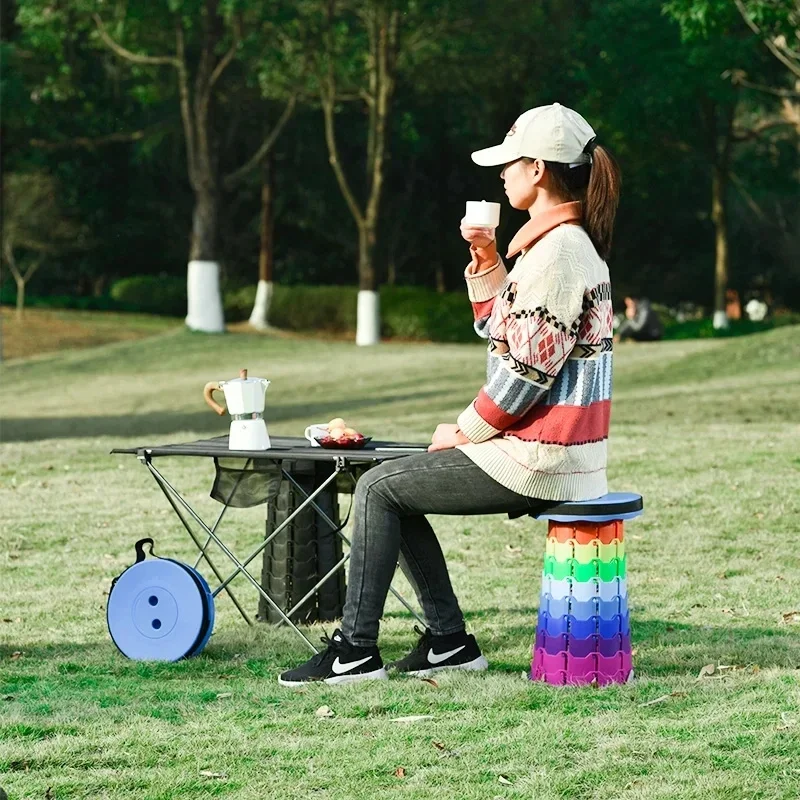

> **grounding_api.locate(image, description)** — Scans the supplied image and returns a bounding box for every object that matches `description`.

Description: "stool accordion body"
[532,492,643,686]
[107,538,215,661]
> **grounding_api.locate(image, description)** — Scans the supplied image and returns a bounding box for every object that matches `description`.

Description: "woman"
[279,103,621,686]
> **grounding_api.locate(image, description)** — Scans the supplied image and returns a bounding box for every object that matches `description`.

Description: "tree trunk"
[249,156,274,330]
[435,264,446,294]
[186,184,225,332]
[710,100,735,332]
[15,277,25,322]
[356,223,380,346]
[711,165,729,330]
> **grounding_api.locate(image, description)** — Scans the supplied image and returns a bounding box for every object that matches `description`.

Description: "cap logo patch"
[505,124,517,138]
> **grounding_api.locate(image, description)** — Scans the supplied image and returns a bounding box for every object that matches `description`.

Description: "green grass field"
[2,324,800,799]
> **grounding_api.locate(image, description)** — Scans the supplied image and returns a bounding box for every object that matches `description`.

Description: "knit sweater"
[456,201,613,501]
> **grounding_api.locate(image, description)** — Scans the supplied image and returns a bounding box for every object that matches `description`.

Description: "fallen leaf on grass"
[199,770,228,779]
[781,611,800,624]
[10,652,23,660]
[420,678,438,688]
[394,767,406,779]
[315,705,335,718]
[639,692,686,707]
[778,713,797,731]
[505,544,522,554]
[390,715,433,723]
[433,741,459,758]
[215,692,232,700]
[498,775,513,785]
[697,664,717,679]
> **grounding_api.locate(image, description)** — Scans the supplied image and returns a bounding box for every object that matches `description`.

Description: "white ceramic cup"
[304,424,328,446]
[464,200,501,228]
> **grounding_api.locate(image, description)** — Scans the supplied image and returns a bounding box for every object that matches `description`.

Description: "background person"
[278,104,621,687]
[615,296,663,342]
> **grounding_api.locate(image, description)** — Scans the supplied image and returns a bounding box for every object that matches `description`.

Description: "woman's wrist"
[467,241,498,274]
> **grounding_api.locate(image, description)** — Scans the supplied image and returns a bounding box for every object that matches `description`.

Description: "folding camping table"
[111,435,429,654]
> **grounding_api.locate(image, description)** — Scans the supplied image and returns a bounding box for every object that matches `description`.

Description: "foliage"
[224,283,475,341]
[2,0,799,312]
[110,275,187,316]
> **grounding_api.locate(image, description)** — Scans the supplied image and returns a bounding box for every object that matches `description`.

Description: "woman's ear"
[527,158,546,185]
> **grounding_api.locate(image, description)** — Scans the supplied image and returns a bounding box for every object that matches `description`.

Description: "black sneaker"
[278,629,388,687]
[388,626,489,677]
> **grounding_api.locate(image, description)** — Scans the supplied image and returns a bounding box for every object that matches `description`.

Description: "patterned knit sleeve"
[457,232,585,442]
[464,247,508,340]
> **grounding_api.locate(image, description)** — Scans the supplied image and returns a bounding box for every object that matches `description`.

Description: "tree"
[1,172,86,319]
[93,1,296,332]
[664,0,794,328]
[308,0,399,345]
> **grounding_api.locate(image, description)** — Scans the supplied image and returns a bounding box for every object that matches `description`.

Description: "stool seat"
[534,492,643,523]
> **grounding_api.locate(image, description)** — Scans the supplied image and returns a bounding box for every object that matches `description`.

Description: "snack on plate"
[318,418,369,448]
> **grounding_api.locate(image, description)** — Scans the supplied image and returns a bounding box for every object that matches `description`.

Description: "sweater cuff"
[464,257,507,303]
[457,402,502,443]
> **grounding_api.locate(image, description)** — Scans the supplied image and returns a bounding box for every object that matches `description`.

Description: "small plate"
[314,436,372,450]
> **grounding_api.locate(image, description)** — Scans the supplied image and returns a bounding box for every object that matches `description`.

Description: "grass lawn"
[1,324,800,799]
[0,306,181,361]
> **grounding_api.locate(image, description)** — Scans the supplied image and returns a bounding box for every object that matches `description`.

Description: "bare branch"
[727,71,800,98]
[93,15,178,67]
[732,117,795,141]
[175,23,197,186]
[208,15,242,90]
[733,0,800,79]
[2,241,21,283]
[320,0,364,227]
[321,90,364,226]
[223,96,297,189]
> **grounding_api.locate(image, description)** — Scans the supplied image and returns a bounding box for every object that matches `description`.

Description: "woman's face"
[500,158,541,210]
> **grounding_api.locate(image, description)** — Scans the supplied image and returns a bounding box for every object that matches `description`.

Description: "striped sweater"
[456,201,613,501]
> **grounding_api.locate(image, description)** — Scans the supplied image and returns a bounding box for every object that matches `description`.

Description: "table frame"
[118,437,429,654]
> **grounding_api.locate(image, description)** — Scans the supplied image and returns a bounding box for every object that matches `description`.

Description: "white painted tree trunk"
[712,310,729,330]
[356,290,380,346]
[249,280,273,330]
[186,260,225,333]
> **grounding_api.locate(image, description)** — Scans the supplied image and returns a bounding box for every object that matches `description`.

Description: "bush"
[223,283,475,342]
[110,275,186,317]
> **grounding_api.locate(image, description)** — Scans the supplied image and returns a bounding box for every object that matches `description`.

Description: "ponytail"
[583,145,621,261]
[538,145,622,261]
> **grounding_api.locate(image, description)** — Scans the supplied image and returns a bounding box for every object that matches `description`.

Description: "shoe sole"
[278,667,389,687]
[402,654,489,678]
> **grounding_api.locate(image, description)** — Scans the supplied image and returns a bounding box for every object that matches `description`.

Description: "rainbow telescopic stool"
[530,492,643,686]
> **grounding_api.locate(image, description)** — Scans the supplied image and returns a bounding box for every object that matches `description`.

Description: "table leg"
[144,459,318,654]
[142,458,253,626]
[280,468,427,627]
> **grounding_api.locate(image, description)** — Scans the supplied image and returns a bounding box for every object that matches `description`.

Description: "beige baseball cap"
[471,103,596,167]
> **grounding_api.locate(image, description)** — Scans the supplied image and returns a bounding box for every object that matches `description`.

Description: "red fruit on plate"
[352,433,365,443]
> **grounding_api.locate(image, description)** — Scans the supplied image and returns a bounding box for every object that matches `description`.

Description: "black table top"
[111,435,430,464]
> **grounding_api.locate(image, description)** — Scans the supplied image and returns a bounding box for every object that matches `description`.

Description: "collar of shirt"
[505,201,582,260]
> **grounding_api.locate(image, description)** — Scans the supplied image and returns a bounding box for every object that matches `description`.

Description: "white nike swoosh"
[331,655,374,675]
[427,645,466,665]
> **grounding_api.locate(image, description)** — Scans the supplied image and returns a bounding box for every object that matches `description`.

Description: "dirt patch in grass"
[0,306,180,360]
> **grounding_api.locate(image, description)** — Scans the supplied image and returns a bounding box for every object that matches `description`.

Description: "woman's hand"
[428,423,471,452]
[460,217,496,249]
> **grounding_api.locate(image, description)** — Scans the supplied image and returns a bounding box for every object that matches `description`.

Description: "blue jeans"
[340,447,548,646]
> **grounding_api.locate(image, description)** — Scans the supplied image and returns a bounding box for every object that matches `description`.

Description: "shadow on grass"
[1,388,446,443]
[4,616,799,680]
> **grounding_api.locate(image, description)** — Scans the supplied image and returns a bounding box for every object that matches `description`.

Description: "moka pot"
[203,369,271,450]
